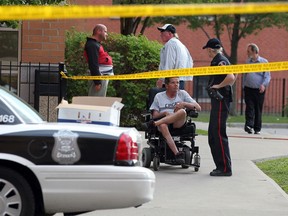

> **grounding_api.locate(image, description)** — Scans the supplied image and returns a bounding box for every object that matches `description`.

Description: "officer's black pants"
[244,86,265,132]
[208,97,232,173]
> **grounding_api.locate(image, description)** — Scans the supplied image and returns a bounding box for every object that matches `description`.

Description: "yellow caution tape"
[2,3,287,80]
[60,61,288,80]
[0,2,288,20]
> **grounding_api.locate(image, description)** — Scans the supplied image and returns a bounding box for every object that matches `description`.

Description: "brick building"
[1,0,287,115]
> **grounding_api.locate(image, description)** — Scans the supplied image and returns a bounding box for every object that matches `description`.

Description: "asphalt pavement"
[56,122,288,216]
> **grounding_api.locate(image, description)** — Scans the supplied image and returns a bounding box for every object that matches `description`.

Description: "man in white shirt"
[157,24,193,95]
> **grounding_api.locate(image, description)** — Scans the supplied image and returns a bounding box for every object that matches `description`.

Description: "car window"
[0,88,44,124]
[0,100,21,124]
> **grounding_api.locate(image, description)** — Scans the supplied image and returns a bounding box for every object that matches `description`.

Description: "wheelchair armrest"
[186,108,199,118]
[141,112,152,121]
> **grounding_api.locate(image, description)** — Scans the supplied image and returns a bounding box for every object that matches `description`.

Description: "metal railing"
[0,61,66,121]
[0,61,287,120]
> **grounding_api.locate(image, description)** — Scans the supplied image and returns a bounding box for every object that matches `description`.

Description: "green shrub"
[284,97,288,117]
[65,29,89,100]
[65,30,163,127]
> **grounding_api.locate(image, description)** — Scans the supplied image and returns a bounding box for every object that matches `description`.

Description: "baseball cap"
[202,38,222,49]
[157,24,176,34]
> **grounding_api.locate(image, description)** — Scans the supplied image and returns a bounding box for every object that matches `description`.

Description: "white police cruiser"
[0,86,155,216]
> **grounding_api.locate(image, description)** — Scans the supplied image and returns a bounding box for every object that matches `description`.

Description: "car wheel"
[153,156,160,171]
[142,147,152,168]
[0,166,36,216]
[181,146,191,169]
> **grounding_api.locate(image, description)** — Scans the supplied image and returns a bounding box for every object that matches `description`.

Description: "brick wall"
[19,1,288,115]
[21,0,118,63]
[21,1,288,72]
[21,20,66,63]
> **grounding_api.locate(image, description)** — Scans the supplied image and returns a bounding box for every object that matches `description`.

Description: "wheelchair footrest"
[191,163,200,168]
[165,159,183,165]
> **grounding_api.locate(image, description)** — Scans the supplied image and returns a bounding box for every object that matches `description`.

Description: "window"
[0,88,44,124]
[0,28,19,93]
[0,100,20,124]
[0,28,18,62]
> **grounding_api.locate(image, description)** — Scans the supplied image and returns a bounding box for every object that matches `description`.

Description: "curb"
[227,122,288,129]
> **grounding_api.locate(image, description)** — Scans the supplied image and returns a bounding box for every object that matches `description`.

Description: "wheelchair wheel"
[181,146,190,169]
[153,156,160,171]
[193,153,200,172]
[142,147,152,168]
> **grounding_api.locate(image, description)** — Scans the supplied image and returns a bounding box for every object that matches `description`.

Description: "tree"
[183,0,288,115]
[113,0,288,114]
[113,0,193,35]
[0,0,66,28]
[185,0,288,63]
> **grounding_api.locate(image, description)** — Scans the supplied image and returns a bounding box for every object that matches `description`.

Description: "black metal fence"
[0,61,287,121]
[0,61,66,121]
[193,75,288,117]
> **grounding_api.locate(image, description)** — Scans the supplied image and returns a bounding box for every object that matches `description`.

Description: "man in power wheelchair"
[142,77,201,171]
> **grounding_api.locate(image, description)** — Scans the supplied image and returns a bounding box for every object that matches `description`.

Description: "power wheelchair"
[142,87,200,171]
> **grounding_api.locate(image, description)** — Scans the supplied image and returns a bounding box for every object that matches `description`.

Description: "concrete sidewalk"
[196,121,288,140]
[62,123,288,216]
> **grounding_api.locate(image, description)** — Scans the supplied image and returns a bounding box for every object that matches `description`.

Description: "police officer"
[202,38,236,177]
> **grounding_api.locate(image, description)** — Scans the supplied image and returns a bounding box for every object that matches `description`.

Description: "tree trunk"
[120,18,135,35]
[229,14,241,116]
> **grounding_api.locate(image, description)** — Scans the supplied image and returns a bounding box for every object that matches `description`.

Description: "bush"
[284,97,288,117]
[65,30,163,127]
[65,29,89,100]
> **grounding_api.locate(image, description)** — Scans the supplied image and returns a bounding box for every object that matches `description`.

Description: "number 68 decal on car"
[0,114,15,123]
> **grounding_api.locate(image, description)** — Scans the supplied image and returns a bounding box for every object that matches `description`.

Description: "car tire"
[0,166,36,216]
[142,147,152,168]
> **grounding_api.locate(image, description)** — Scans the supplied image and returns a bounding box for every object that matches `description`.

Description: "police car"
[0,86,155,216]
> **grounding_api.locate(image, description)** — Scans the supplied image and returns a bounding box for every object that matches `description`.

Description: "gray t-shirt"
[150,90,196,114]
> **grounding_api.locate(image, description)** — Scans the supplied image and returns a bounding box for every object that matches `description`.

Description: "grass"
[194,112,287,135]
[196,128,208,136]
[195,112,288,124]
[256,157,288,194]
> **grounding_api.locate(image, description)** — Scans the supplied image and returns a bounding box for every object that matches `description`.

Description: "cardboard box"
[57,97,124,126]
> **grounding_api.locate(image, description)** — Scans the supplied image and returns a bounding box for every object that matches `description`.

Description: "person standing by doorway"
[84,24,113,97]
[243,43,271,134]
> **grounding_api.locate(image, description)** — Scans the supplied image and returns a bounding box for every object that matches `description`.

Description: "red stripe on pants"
[218,101,227,172]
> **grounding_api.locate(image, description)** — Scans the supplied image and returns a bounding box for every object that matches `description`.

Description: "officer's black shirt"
[208,53,233,102]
